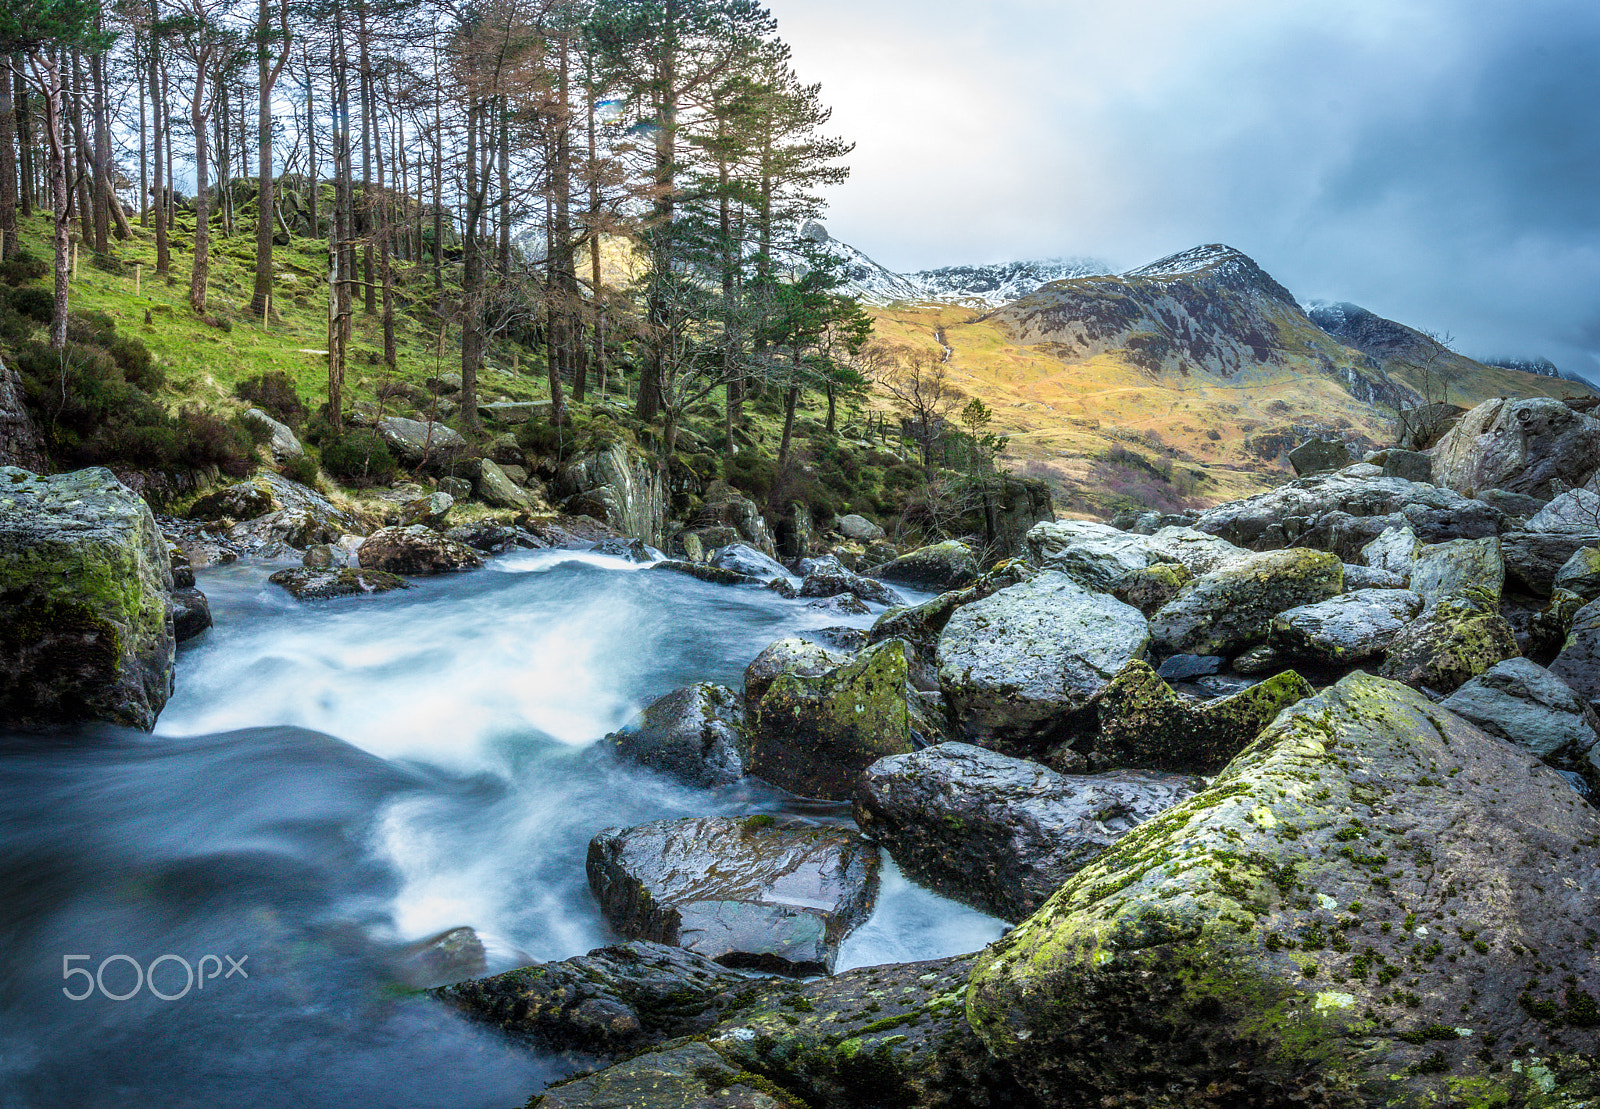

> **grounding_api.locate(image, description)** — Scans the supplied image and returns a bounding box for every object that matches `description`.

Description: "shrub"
[173,407,255,476]
[0,252,48,286]
[280,449,320,487]
[724,450,777,501]
[0,301,30,343]
[6,285,53,323]
[235,371,307,429]
[322,431,396,485]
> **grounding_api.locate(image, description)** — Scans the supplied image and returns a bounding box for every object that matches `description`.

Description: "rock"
[1142,526,1251,576]
[1396,400,1467,450]
[1501,528,1600,596]
[854,743,1200,922]
[189,477,275,521]
[586,816,879,975]
[749,640,916,800]
[1526,487,1600,531]
[797,556,904,607]
[1408,536,1503,609]
[1430,395,1600,500]
[426,372,463,395]
[1474,487,1548,520]
[436,941,752,1057]
[242,407,306,464]
[1148,548,1344,658]
[862,561,1035,690]
[447,520,545,554]
[1554,546,1600,603]
[651,560,757,586]
[395,926,487,990]
[375,416,467,466]
[683,484,769,555]
[608,683,746,788]
[1380,593,1519,694]
[474,458,531,511]
[591,537,652,563]
[1061,660,1314,775]
[0,467,175,731]
[1268,588,1424,662]
[809,626,866,652]
[0,353,47,471]
[486,433,523,468]
[477,400,550,425]
[193,472,356,553]
[835,513,884,542]
[937,571,1149,752]
[1231,644,1282,674]
[707,543,788,581]
[1193,471,1504,559]
[868,540,981,591]
[1155,653,1223,680]
[1551,597,1600,705]
[356,525,483,575]
[437,475,472,500]
[966,671,1600,1107]
[1110,562,1192,615]
[1379,447,1432,483]
[537,1042,788,1109]
[1442,658,1600,791]
[805,592,868,616]
[301,543,338,570]
[171,587,212,642]
[1287,436,1350,475]
[267,567,412,601]
[742,638,848,708]
[1360,524,1421,580]
[1340,563,1404,590]
[397,491,453,530]
[1024,520,1178,593]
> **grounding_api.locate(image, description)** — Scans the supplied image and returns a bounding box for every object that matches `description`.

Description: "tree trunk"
[136,37,147,229]
[251,0,278,317]
[189,62,211,315]
[0,55,16,260]
[152,41,168,273]
[777,383,800,470]
[458,95,483,432]
[14,58,33,219]
[29,51,70,350]
[357,0,374,316]
[90,15,110,253]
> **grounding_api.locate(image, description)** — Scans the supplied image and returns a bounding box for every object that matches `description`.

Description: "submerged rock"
[0,467,175,730]
[1148,548,1344,658]
[967,671,1600,1107]
[586,816,879,976]
[394,926,487,990]
[855,743,1200,922]
[267,567,412,601]
[607,683,746,788]
[357,525,483,575]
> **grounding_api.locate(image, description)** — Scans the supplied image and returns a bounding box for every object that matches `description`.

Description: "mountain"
[1481,355,1562,379]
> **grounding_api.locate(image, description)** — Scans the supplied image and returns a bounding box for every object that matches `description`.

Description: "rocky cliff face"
[0,356,47,473]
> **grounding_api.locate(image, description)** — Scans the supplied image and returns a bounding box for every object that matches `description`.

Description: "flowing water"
[0,550,1003,1108]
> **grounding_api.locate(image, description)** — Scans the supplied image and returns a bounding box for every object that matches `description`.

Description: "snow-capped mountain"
[795,221,1107,307]
[1482,355,1561,379]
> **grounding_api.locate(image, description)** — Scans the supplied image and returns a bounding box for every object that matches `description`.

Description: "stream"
[0,549,1004,1108]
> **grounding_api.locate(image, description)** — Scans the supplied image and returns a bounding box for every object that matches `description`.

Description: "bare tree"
[871,342,961,477]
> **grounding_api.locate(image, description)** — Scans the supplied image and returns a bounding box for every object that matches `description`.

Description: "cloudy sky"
[763,0,1600,381]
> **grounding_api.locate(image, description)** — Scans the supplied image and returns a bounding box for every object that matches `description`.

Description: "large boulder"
[267,567,412,601]
[357,524,483,575]
[796,555,904,607]
[1442,658,1600,791]
[1024,520,1175,592]
[1408,536,1503,609]
[474,458,531,511]
[1551,597,1600,705]
[937,571,1149,752]
[1142,525,1251,576]
[1429,395,1600,501]
[1501,529,1600,596]
[869,540,981,591]
[375,416,467,466]
[242,407,305,464]
[748,640,916,800]
[1380,592,1520,694]
[607,683,746,788]
[708,543,788,581]
[1526,487,1600,531]
[1148,548,1344,658]
[1269,588,1424,663]
[835,513,884,542]
[683,481,770,554]
[864,561,1035,690]
[967,672,1600,1107]
[1193,471,1504,559]
[0,468,175,730]
[1286,436,1350,475]
[1359,525,1421,580]
[1554,546,1600,602]
[742,638,848,708]
[854,743,1199,922]
[192,472,357,553]
[586,816,879,976]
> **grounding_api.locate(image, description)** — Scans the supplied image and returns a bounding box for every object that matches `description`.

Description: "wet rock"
[763,577,797,599]
[586,816,879,976]
[864,561,1035,691]
[446,520,546,554]
[1551,597,1600,705]
[537,1042,788,1109]
[835,513,884,542]
[937,571,1149,752]
[0,467,174,731]
[797,556,904,607]
[395,926,487,990]
[684,483,769,554]
[809,626,866,652]
[171,587,212,642]
[301,543,339,570]
[1380,592,1519,694]
[1340,563,1405,590]
[1025,520,1175,592]
[742,638,848,708]
[967,672,1600,1108]
[1061,660,1313,775]
[868,539,981,591]
[1409,536,1503,609]
[1148,548,1344,658]
[189,477,276,521]
[749,640,916,800]
[1155,653,1223,680]
[1231,643,1282,675]
[1193,471,1504,559]
[804,593,868,616]
[267,567,412,601]
[1269,588,1424,663]
[193,472,357,553]
[651,560,758,586]
[708,543,788,581]
[1501,529,1600,596]
[356,525,483,575]
[591,537,652,563]
[854,743,1200,921]
[375,416,467,466]
[1142,526,1251,576]
[475,458,532,511]
[1430,395,1600,501]
[1442,658,1600,792]
[242,407,305,463]
[1360,524,1421,580]
[436,941,752,1057]
[608,683,746,788]
[1287,436,1350,475]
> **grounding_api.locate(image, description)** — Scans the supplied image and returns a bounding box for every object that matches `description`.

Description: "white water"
[0,550,1003,1108]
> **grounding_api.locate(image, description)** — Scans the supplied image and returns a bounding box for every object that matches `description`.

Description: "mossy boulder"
[1380,592,1519,694]
[535,1041,791,1109]
[1149,548,1344,658]
[742,638,848,709]
[1059,660,1314,775]
[1409,536,1504,610]
[607,682,747,788]
[748,640,916,800]
[1269,589,1425,664]
[1553,547,1600,605]
[868,539,980,591]
[937,571,1149,753]
[0,467,175,730]
[966,671,1600,1108]
[1111,561,1192,616]
[356,524,483,575]
[266,567,411,601]
[865,560,1033,690]
[1551,597,1600,707]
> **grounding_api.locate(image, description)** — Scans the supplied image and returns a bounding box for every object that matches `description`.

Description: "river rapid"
[0,549,1003,1108]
